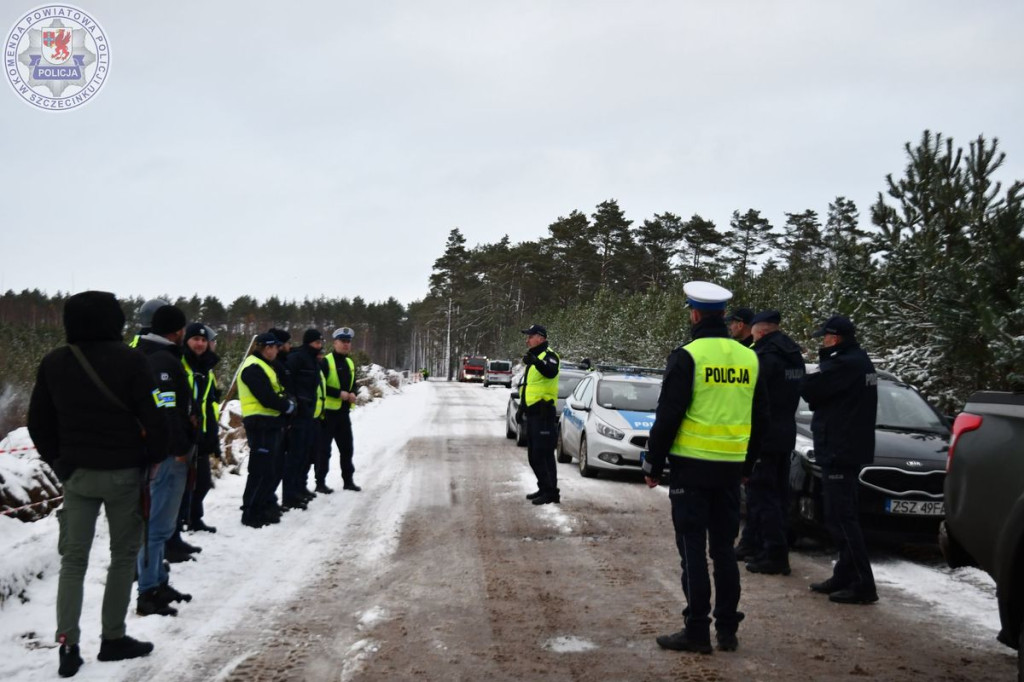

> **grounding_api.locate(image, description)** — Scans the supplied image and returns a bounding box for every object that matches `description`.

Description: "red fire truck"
[458,356,487,382]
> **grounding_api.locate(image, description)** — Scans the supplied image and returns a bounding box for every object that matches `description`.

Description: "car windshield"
[558,373,586,399]
[796,381,946,433]
[489,361,510,372]
[467,357,486,367]
[596,380,660,411]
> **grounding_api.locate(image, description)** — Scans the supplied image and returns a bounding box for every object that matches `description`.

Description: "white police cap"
[683,281,733,311]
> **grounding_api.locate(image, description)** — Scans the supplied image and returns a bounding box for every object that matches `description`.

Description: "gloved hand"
[522,353,535,366]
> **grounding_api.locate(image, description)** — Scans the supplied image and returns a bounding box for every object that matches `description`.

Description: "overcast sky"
[2,1,1022,308]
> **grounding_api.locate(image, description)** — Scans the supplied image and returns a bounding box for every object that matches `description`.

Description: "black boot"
[58,641,83,677]
[97,635,154,661]
[809,576,849,594]
[343,482,362,492]
[164,545,195,564]
[315,483,334,494]
[745,552,791,576]
[525,490,543,500]
[655,629,712,654]
[136,589,178,617]
[189,519,217,533]
[155,582,192,603]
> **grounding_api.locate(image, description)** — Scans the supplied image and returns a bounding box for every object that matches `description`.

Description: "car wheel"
[578,435,597,478]
[484,381,489,388]
[556,429,571,464]
[938,521,976,569]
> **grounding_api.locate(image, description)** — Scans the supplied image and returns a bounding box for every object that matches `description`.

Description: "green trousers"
[56,467,143,646]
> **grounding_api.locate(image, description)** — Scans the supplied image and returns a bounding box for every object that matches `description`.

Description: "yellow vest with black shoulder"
[238,355,284,418]
[670,337,759,462]
[521,349,559,406]
[323,353,355,411]
[182,357,217,431]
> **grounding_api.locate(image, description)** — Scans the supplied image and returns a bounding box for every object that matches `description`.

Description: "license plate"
[885,499,945,516]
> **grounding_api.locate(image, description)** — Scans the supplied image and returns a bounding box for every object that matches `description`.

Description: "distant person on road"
[726,307,754,348]
[743,310,805,577]
[519,324,561,505]
[643,282,768,654]
[800,315,879,604]
[318,327,361,493]
[28,291,166,677]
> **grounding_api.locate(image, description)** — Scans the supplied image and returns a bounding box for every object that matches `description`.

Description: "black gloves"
[522,353,535,366]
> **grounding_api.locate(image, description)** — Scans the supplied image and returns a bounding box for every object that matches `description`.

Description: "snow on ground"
[0,377,1009,679]
[0,379,430,682]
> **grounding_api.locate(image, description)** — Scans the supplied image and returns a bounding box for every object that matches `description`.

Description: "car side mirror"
[511,389,518,398]
[569,401,589,411]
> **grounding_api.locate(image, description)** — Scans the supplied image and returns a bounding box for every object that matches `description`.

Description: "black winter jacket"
[800,339,878,470]
[137,334,196,459]
[183,348,221,455]
[520,341,560,416]
[644,316,770,488]
[27,291,169,478]
[754,330,805,455]
[286,345,324,419]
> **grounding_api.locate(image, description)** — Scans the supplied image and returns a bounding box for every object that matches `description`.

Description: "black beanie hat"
[184,322,208,340]
[63,291,126,344]
[269,327,291,344]
[302,328,323,345]
[151,305,187,336]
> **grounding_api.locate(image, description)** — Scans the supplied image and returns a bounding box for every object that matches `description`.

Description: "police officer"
[643,282,768,654]
[128,298,169,348]
[268,328,295,510]
[743,310,805,576]
[238,333,295,528]
[801,315,879,604]
[519,324,561,505]
[179,323,221,535]
[284,329,326,507]
[726,307,754,348]
[319,327,361,492]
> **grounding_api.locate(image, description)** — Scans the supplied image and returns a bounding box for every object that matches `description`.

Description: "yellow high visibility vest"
[324,353,355,411]
[521,349,559,406]
[238,355,283,418]
[182,357,217,432]
[670,337,759,463]
[314,368,327,419]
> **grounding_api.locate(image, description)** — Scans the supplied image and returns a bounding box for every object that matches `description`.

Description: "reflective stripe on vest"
[314,368,327,419]
[670,337,759,463]
[238,355,283,418]
[324,353,355,411]
[522,349,559,406]
[182,357,216,432]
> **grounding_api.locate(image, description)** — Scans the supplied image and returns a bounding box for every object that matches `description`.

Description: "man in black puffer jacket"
[28,291,166,676]
[284,329,325,507]
[743,310,805,576]
[801,315,879,605]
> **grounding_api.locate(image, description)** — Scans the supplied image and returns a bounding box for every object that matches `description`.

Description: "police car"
[556,366,663,477]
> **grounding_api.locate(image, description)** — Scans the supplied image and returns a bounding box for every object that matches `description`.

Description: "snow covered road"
[0,381,1017,681]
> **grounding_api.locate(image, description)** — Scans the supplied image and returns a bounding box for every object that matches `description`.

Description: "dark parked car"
[505,367,587,447]
[789,367,950,542]
[941,391,1024,678]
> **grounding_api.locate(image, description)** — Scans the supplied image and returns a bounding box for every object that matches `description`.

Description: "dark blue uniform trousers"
[745,451,790,556]
[821,465,875,590]
[284,415,316,500]
[317,409,355,486]
[242,426,282,524]
[526,408,558,496]
[670,476,742,642]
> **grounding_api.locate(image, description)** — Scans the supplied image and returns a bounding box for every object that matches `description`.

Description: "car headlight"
[595,418,625,441]
[794,432,814,462]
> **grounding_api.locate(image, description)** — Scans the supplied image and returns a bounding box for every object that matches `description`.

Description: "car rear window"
[489,361,511,372]
[596,380,660,411]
